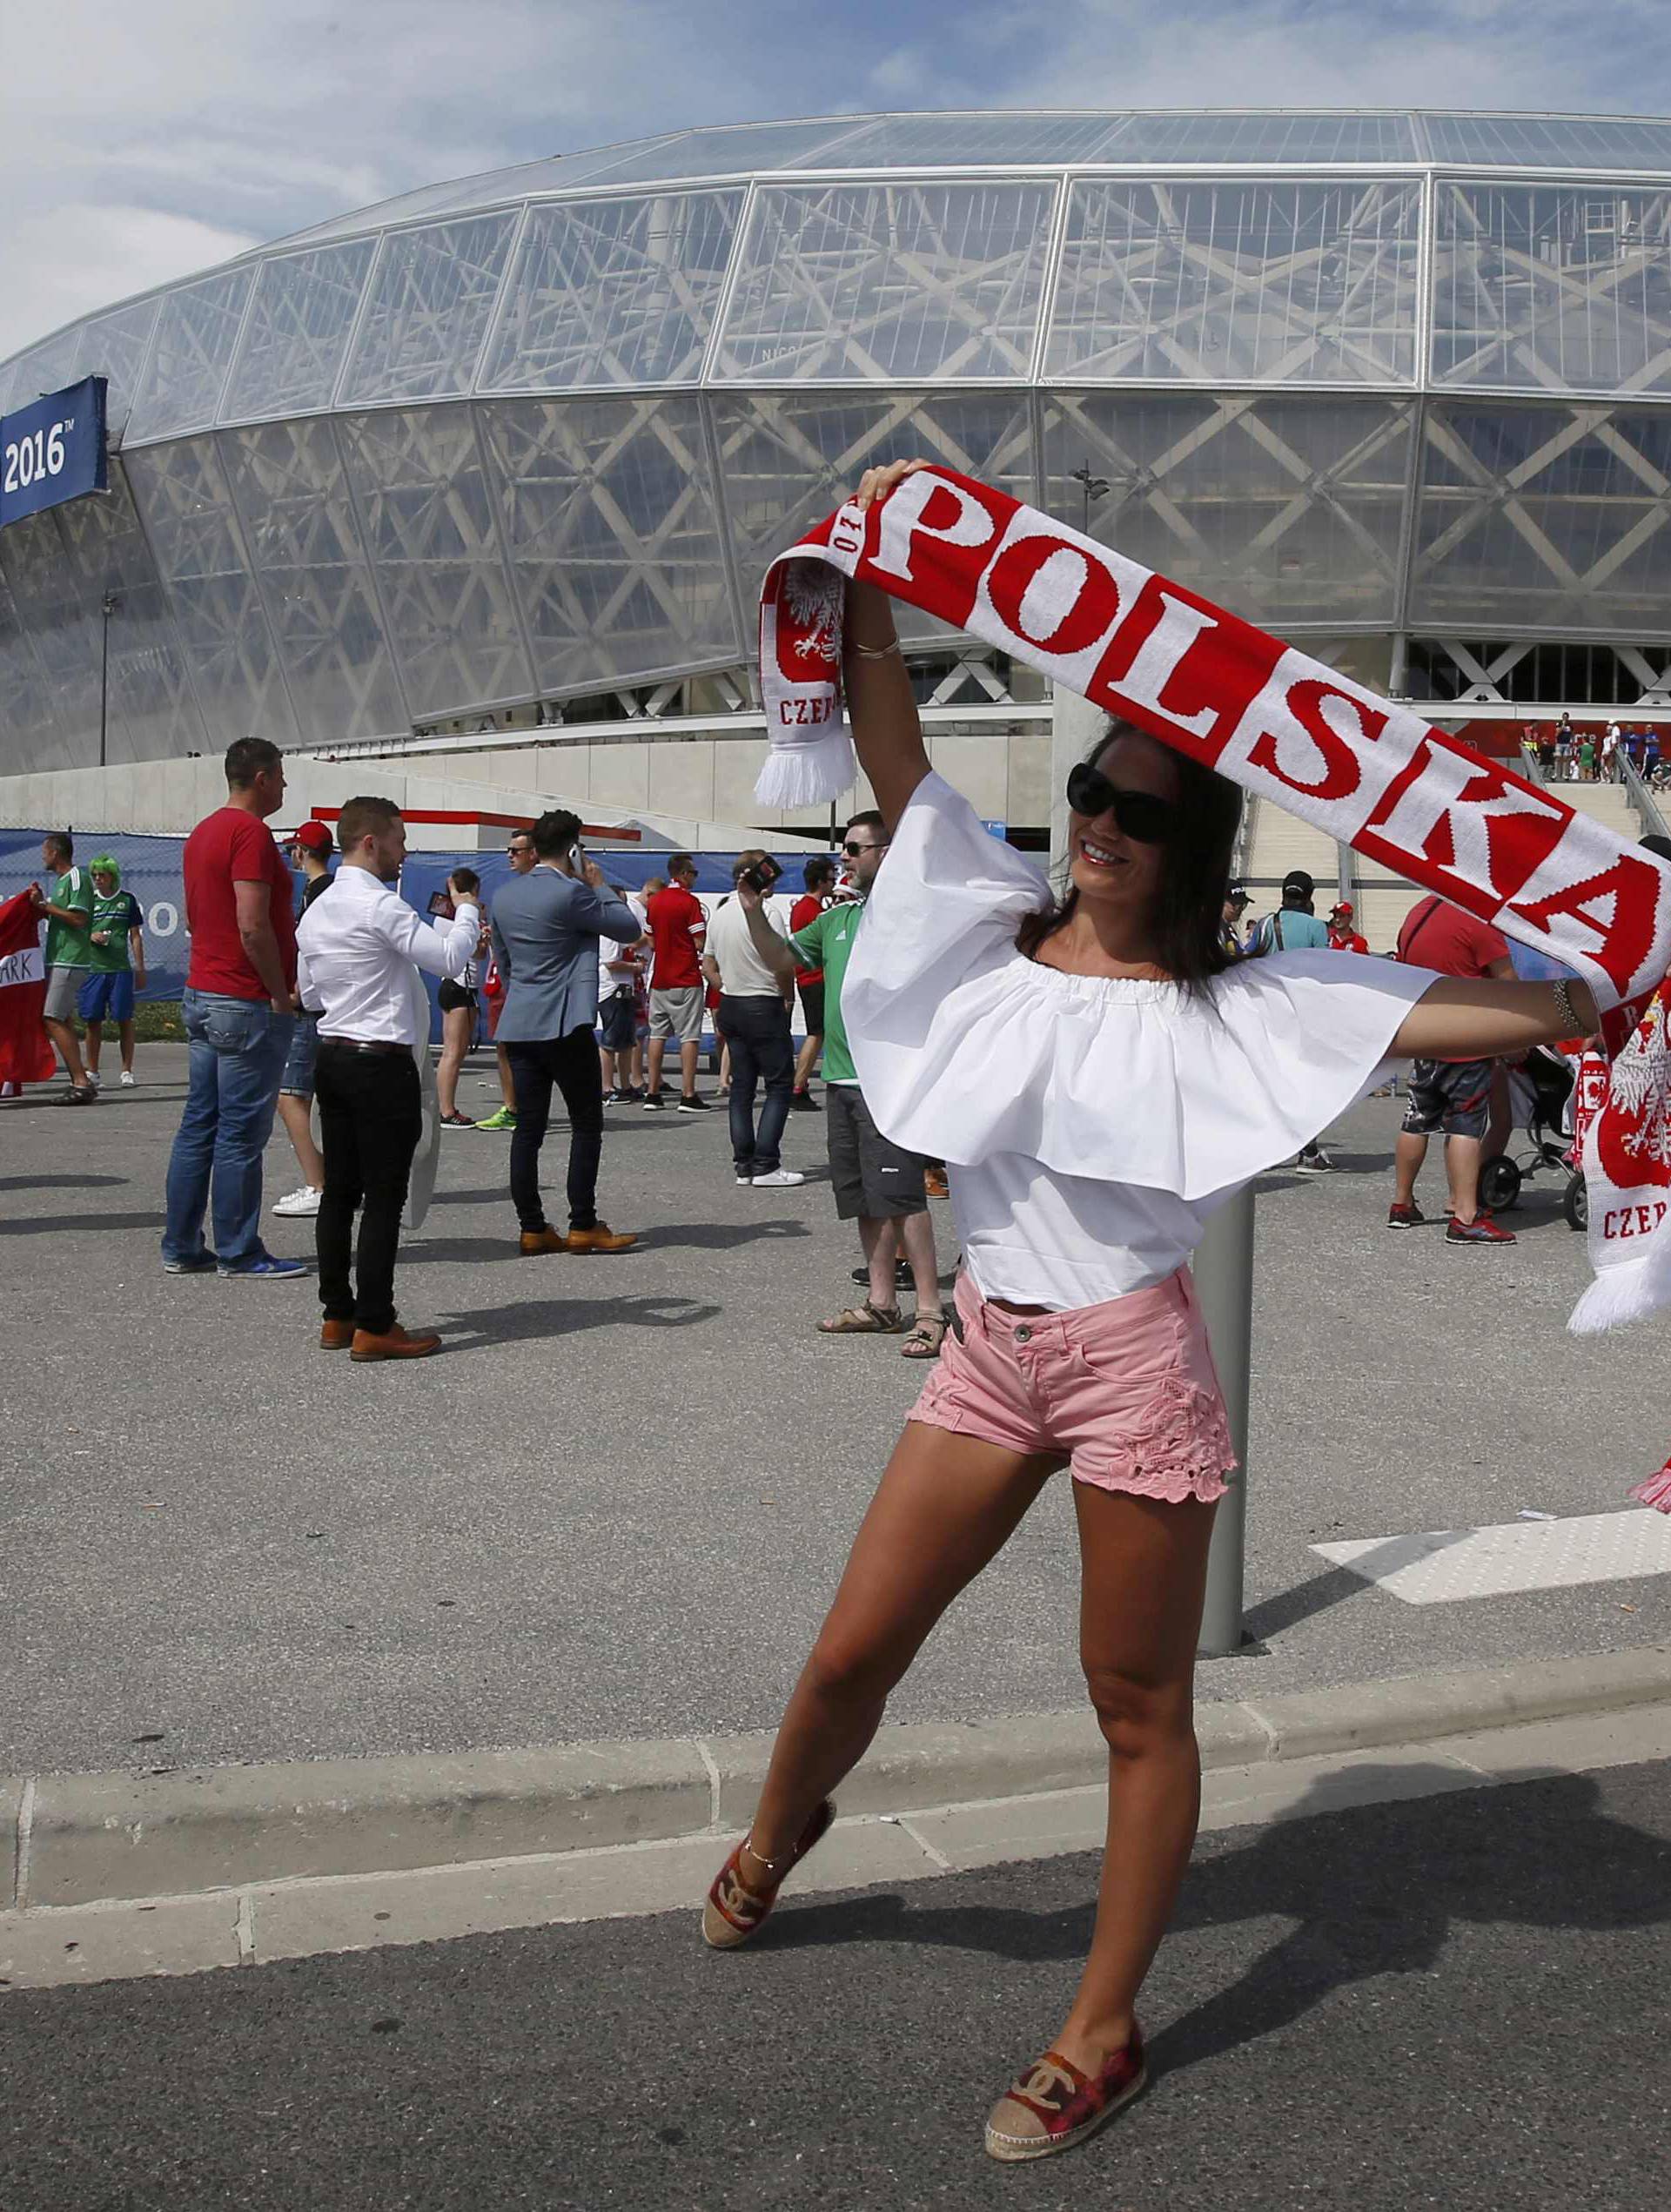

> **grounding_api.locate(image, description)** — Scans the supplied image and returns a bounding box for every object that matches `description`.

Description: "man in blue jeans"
[161,736,305,1279]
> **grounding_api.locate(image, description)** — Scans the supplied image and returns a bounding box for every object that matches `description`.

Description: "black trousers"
[505,1028,604,1233]
[314,1045,422,1335]
[719,993,795,1177]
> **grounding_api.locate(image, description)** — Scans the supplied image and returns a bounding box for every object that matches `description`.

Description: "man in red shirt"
[643,853,709,1111]
[1390,895,1516,1244]
[161,736,305,1280]
[1327,900,1369,953]
[789,855,836,1110]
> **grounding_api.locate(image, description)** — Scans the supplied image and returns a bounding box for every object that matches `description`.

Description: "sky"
[1,0,1667,360]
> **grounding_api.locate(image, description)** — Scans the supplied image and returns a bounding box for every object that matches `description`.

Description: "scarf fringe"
[1567,1248,1670,1334]
[754,728,856,811]
[1628,1462,1671,1513]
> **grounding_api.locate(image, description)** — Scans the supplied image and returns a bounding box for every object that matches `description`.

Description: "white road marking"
[1312,1509,1671,1604]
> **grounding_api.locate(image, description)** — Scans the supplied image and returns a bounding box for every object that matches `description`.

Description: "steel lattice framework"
[12,107,1671,770]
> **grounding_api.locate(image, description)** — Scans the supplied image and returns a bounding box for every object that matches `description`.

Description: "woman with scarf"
[701,460,1603,2164]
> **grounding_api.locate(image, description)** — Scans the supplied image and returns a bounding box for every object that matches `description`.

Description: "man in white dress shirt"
[295,796,481,1361]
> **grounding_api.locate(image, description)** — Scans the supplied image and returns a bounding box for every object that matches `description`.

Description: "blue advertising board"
[0,375,107,527]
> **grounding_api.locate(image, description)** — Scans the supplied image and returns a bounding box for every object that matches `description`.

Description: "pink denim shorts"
[909,1267,1235,1504]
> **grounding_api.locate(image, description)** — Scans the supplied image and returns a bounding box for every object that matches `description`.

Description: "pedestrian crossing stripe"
[1312,1510,1671,1604]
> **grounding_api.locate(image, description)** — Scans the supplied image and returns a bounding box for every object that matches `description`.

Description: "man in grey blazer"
[491,809,642,1256]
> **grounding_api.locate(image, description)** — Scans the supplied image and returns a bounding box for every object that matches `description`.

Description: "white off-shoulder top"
[843,773,1439,1312]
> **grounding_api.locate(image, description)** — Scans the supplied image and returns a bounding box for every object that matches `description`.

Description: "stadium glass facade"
[8,108,1671,773]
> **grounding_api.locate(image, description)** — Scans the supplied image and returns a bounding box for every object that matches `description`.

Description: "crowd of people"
[1533,712,1670,787]
[20,723,1625,1336]
[17,732,959,1362]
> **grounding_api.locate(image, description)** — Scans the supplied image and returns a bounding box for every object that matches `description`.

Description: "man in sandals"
[765,809,945,1357]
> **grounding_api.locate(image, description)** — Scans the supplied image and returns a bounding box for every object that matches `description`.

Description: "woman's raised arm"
[1390,973,1601,1060]
[843,460,935,831]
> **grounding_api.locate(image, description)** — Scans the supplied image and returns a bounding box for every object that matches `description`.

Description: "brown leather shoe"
[349,1322,441,1362]
[319,1319,355,1351]
[566,1222,638,1254]
[519,1227,567,1255]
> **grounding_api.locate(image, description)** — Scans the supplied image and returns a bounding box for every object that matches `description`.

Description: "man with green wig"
[79,856,147,1089]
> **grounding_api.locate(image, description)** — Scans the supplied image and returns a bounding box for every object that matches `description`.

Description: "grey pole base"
[1194,1184,1255,1657]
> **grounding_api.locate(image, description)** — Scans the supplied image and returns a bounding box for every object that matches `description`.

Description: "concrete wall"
[1,728,1052,844]
[405,727,1050,837]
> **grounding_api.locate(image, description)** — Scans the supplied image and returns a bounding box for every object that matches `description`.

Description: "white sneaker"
[748,1168,806,1187]
[84,1070,102,1092]
[120,1070,137,1087]
[272,1185,324,1217]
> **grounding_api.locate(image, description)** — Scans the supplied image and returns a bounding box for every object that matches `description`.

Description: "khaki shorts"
[649,985,704,1042]
[44,965,91,1022]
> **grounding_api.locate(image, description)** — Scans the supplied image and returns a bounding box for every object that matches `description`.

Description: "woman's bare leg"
[1047,1484,1219,2074]
[437,1005,471,1118]
[277,1092,324,1192]
[744,1423,1059,1874]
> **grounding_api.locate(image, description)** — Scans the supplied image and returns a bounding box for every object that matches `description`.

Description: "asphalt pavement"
[3,1754,1667,2209]
[4,1049,1668,1774]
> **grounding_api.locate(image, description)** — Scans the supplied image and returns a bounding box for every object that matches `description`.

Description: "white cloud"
[2,0,1668,364]
[0,207,259,360]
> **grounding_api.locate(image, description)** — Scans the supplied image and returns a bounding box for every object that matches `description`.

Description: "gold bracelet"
[848,637,901,661]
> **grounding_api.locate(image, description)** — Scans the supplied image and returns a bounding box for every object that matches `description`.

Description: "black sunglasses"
[842,839,889,857]
[1066,763,1178,845]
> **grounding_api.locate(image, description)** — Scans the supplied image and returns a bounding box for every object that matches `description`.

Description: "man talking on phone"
[491,809,641,1256]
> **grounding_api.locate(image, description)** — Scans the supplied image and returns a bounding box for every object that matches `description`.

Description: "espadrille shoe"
[983,2027,1146,2162]
[701,1799,836,1950]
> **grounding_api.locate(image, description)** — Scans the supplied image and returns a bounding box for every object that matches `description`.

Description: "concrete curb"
[9,1644,1668,1910]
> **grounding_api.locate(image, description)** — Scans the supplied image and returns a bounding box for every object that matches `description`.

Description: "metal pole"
[98,596,111,770]
[1194,1184,1255,1657]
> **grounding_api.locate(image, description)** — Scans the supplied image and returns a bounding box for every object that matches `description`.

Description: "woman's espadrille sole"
[983,2049,1147,2162]
[701,1799,836,1950]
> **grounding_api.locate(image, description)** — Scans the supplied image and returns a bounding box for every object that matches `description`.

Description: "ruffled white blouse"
[843,773,1438,1312]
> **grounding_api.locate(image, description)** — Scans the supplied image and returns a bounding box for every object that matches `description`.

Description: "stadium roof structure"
[9,108,1671,774]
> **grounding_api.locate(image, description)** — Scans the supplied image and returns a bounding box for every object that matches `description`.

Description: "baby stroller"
[1478,1046,1586,1227]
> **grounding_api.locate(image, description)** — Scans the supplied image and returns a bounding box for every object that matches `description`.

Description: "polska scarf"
[757,467,1671,1012]
[755,467,1671,1487]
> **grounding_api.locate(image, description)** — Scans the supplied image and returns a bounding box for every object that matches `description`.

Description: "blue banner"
[0,832,853,1042]
[0,375,107,527]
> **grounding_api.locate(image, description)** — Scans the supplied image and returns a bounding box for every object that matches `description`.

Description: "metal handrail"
[1617,751,1671,843]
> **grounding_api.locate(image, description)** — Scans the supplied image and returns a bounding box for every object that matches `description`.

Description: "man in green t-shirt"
[788,810,944,1356]
[30,830,97,1101]
[80,856,148,1089]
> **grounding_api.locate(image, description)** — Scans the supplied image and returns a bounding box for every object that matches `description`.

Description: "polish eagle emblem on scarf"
[1594,990,1671,1191]
[782,565,844,671]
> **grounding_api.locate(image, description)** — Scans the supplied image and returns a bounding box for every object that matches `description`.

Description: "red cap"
[1331,900,1354,918]
[291,819,332,854]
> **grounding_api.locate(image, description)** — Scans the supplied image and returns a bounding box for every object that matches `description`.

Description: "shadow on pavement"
[436,1291,721,1349]
[763,1766,1671,2080]
[644,1219,813,1251]
[1238,1562,1371,1644]
[0,1208,164,1235]
[0,1172,128,1191]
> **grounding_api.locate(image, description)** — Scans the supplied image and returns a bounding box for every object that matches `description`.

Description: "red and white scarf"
[0,891,55,1087]
[1571,987,1671,1509]
[755,467,1671,1496]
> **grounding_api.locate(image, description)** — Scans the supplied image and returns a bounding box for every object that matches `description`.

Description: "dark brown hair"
[337,795,401,851]
[1015,718,1243,992]
[224,736,282,789]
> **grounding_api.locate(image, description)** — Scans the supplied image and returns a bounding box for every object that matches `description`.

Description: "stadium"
[5,105,1671,882]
